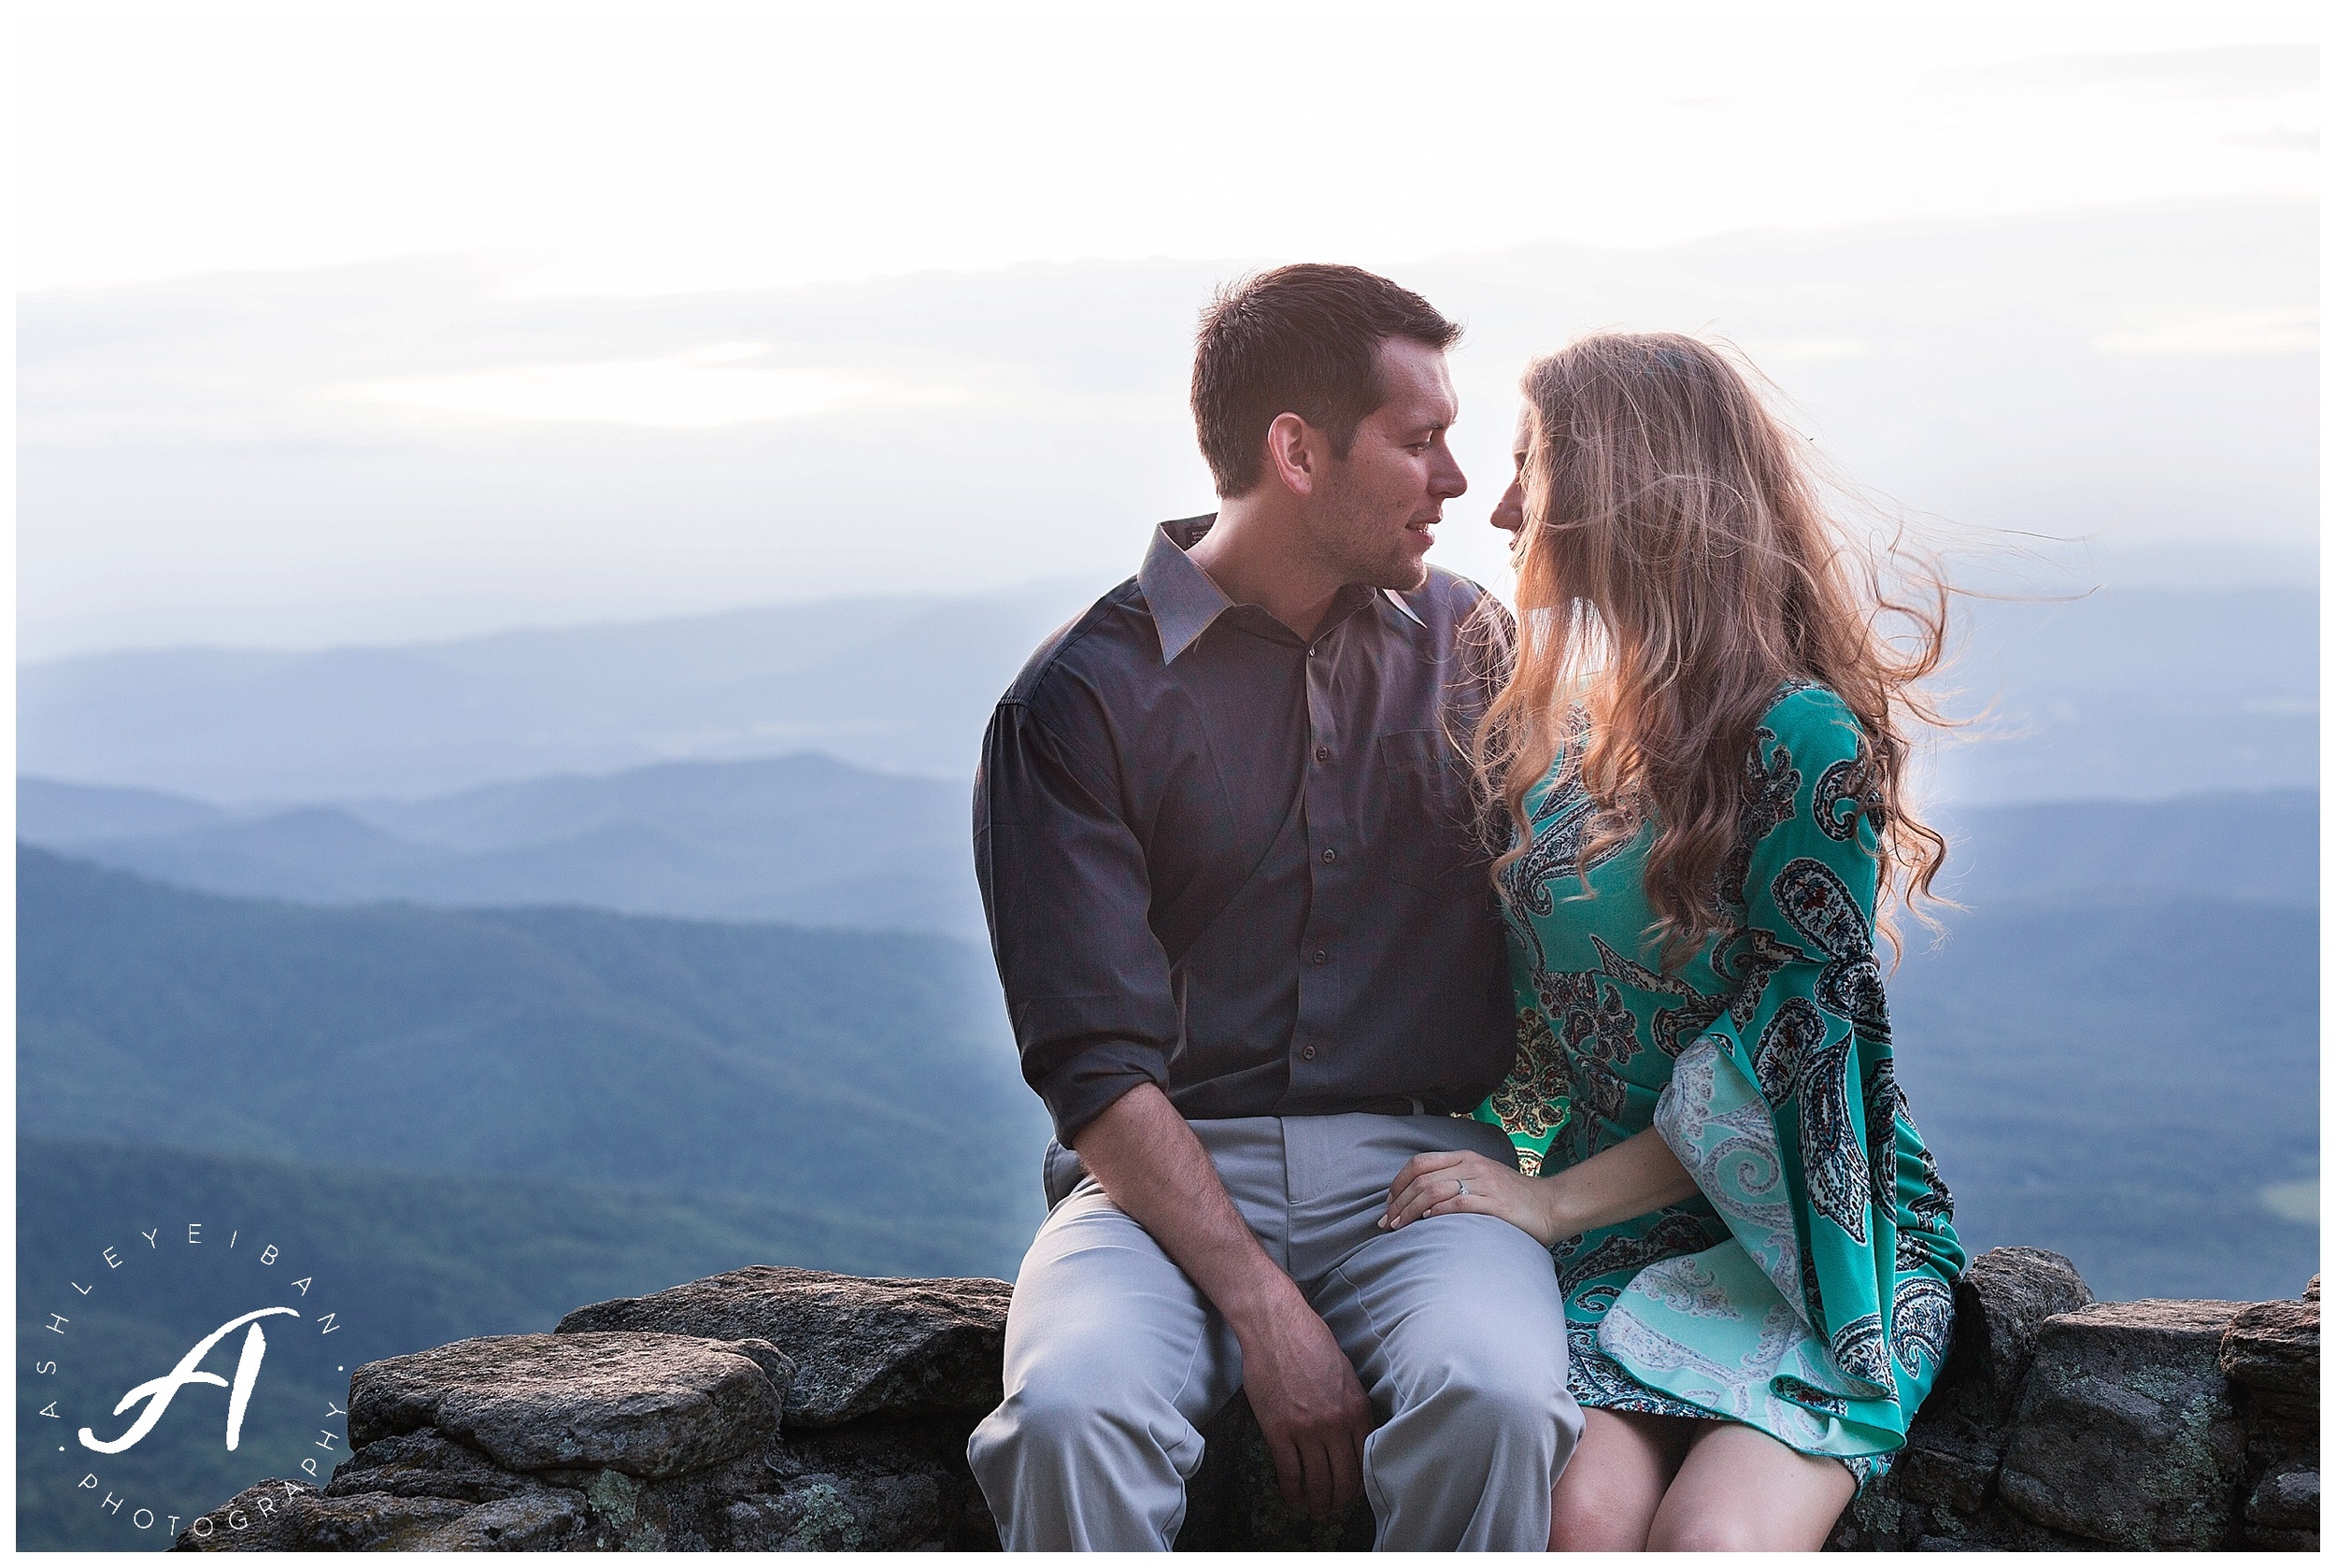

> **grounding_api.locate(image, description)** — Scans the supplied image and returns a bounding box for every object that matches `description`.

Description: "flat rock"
[1999,1299,2247,1549]
[1904,1247,2092,1468]
[2247,1466,2319,1534]
[412,1488,589,1550]
[754,1421,997,1549]
[173,1480,468,1551]
[1950,1247,2095,1414]
[176,1475,587,1553]
[349,1332,780,1478]
[2220,1293,2318,1420]
[557,1266,1011,1427]
[325,1429,539,1503]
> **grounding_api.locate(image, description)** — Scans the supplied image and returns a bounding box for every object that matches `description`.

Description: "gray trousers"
[966,1113,1581,1550]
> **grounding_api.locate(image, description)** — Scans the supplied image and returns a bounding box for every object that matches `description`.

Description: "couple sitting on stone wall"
[965,264,1964,1551]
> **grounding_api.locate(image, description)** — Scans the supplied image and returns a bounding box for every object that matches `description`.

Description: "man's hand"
[1234,1290,1375,1519]
[1072,1084,1375,1520]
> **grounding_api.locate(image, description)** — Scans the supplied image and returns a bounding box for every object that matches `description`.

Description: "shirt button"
[1312,949,1328,965]
[1302,1045,1318,1061]
[1315,746,1331,763]
[1320,848,1337,863]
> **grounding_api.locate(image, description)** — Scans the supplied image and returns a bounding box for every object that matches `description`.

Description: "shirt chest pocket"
[1373,729,1490,901]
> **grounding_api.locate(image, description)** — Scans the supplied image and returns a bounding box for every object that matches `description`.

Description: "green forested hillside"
[15,851,1049,1550]
[18,848,1049,1242]
[12,841,2317,1552]
[1889,890,2317,1302]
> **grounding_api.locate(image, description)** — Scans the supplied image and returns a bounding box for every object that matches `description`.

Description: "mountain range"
[18,582,2317,805]
[7,776,2316,1547]
[19,803,2317,1308]
[22,764,2315,946]
[17,847,1050,1259]
[18,579,1092,800]
[22,753,986,939]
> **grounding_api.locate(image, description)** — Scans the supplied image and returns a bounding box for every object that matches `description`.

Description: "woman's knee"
[1645,1512,1767,1552]
[1549,1478,1656,1551]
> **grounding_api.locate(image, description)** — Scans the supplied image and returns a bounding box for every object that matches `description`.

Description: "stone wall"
[1826,1250,2317,1550]
[173,1251,2317,1552]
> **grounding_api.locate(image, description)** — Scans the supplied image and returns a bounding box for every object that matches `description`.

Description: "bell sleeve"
[1629,688,1963,1432]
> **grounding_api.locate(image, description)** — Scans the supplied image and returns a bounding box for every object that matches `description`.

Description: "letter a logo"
[79,1307,300,1454]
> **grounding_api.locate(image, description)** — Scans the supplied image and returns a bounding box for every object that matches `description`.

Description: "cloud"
[2225,124,2318,153]
[1730,336,1870,364]
[17,201,2318,658]
[1981,44,2316,98]
[2095,308,2318,356]
[348,344,881,429]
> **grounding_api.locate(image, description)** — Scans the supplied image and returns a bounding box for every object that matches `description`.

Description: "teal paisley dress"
[1474,683,1963,1487]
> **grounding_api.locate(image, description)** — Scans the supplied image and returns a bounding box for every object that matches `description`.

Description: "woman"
[1380,334,1964,1551]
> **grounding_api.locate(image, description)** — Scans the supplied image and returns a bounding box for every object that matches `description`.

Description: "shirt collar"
[1139,514,1426,663]
[1140,516,1237,663]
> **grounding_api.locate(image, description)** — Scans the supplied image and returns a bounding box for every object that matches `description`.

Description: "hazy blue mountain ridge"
[22,767,2311,945]
[19,581,1096,799]
[1929,788,2317,908]
[19,583,2315,805]
[22,754,986,938]
[1929,587,2319,805]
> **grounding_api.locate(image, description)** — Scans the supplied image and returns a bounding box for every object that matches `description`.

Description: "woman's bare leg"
[1642,1419,1857,1551]
[1547,1408,1693,1551]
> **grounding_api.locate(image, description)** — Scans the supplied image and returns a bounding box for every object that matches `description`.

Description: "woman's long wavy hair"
[1472,332,1951,968]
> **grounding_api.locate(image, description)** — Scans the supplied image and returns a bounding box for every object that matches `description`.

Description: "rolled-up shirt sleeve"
[975,691,1176,1144]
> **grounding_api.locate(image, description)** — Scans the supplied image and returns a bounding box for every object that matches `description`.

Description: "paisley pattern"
[1814,741,1887,843]
[1773,858,1890,1036]
[1798,1029,1868,1245]
[1863,1056,1902,1213]
[1719,724,1804,907]
[1828,1312,1895,1395]
[1716,927,1806,1027]
[1593,936,1729,1057]
[1474,683,1965,1491]
[1753,996,1822,1105]
[1890,1274,1956,1377]
[1485,1008,1573,1163]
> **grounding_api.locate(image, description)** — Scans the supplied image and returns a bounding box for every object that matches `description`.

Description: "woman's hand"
[1380,1149,1565,1248]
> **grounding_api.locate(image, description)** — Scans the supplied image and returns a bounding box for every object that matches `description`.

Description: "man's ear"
[1263,412,1319,499]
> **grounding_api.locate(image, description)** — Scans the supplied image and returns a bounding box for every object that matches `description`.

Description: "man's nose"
[1432,445,1467,499]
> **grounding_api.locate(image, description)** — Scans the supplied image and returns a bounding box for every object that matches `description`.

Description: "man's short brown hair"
[1190,264,1462,499]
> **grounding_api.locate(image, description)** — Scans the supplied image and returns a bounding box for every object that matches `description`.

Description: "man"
[968,264,1579,1550]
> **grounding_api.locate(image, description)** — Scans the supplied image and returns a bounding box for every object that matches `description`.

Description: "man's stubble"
[1303,455,1432,596]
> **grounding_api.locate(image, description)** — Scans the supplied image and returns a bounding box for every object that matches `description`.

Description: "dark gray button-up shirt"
[975,516,1517,1143]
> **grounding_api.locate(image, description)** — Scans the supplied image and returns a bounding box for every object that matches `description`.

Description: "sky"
[15,0,2322,657]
